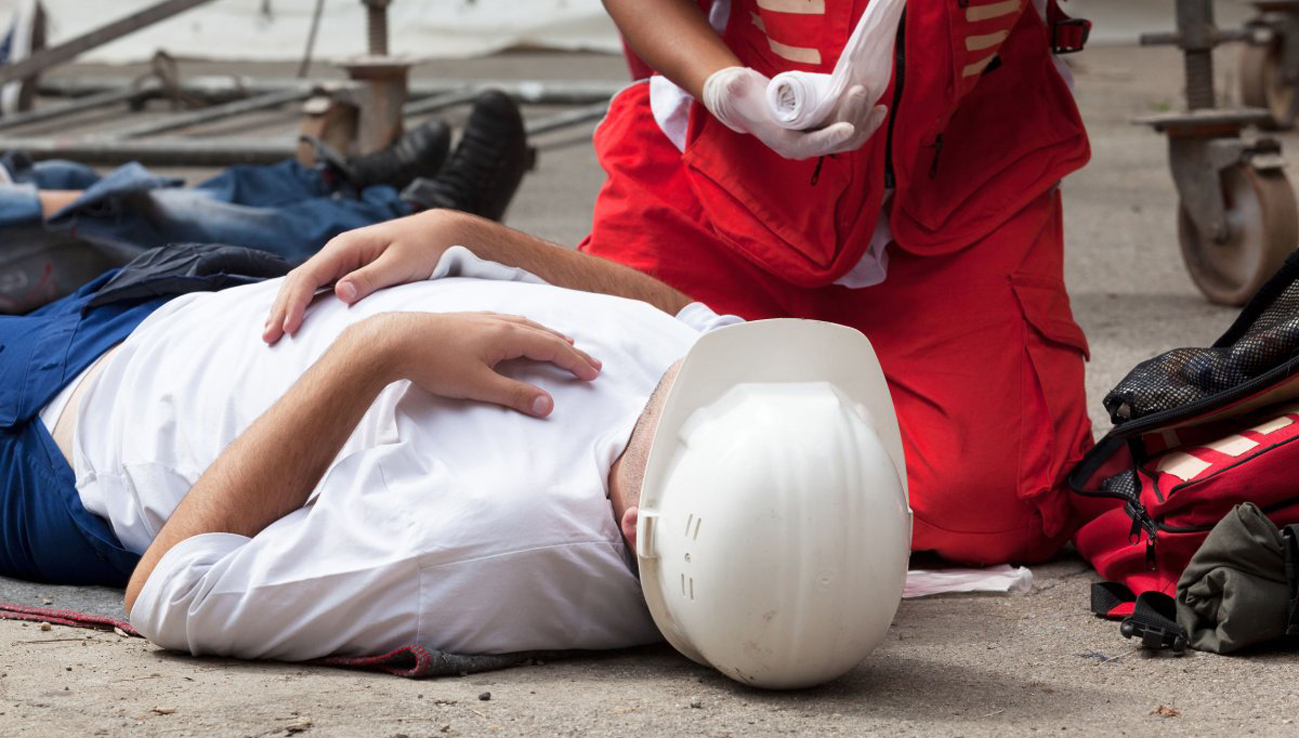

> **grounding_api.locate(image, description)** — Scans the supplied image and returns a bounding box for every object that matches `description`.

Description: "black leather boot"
[400,90,533,221]
[304,118,452,192]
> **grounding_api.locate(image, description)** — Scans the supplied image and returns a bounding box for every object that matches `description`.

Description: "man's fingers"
[279,273,325,337]
[334,247,416,305]
[262,274,313,345]
[493,314,580,347]
[475,372,556,417]
[517,327,603,380]
[262,229,389,343]
[262,261,340,344]
[490,325,603,382]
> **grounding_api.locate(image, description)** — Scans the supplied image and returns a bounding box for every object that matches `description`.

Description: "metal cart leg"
[1140,0,1299,305]
[1240,0,1299,129]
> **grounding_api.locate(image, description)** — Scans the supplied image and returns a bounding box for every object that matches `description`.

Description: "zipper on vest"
[883,12,905,189]
[927,134,945,179]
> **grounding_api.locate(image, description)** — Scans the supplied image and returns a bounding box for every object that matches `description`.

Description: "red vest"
[678,0,1089,287]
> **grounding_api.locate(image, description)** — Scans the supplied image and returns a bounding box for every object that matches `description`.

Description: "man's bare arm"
[602,0,740,99]
[127,311,601,613]
[263,210,693,344]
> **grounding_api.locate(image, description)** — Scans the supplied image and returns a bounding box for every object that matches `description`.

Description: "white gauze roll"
[765,0,907,130]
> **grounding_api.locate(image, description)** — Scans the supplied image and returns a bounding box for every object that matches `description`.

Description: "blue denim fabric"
[0,155,116,229]
[0,272,168,585]
[0,157,412,263]
[0,243,287,585]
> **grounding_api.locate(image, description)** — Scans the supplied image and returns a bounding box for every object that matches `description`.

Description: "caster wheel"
[1178,165,1299,306]
[1241,38,1297,130]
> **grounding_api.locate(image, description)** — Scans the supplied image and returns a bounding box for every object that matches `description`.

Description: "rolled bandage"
[765,0,906,130]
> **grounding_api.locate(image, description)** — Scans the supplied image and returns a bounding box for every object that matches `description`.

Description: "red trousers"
[580,84,1094,564]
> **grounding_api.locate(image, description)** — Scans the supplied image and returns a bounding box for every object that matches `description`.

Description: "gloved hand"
[701,66,888,161]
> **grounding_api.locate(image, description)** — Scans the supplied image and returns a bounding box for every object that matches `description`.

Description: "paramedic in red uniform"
[263,0,1095,565]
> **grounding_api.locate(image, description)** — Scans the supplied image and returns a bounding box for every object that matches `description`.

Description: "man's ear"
[621,506,639,552]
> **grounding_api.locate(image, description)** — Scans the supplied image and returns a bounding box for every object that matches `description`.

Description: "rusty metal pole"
[333,0,410,155]
[1177,0,1217,110]
[366,0,391,56]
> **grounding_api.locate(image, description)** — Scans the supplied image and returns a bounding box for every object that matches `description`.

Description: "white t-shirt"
[68,249,738,660]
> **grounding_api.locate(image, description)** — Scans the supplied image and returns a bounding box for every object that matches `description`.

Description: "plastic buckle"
[1052,18,1091,54]
[1120,617,1188,652]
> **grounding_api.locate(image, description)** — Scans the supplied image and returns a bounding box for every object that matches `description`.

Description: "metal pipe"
[402,89,480,116]
[364,0,391,56]
[1176,0,1217,110]
[0,0,218,86]
[38,76,625,105]
[0,136,297,166]
[524,102,610,136]
[1140,28,1255,46]
[0,106,613,166]
[0,85,157,132]
[110,88,311,139]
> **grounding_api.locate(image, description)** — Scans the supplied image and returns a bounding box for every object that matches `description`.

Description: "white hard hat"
[636,319,911,690]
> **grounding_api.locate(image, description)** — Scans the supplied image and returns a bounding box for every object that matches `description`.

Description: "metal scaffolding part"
[110,88,313,139]
[0,136,297,165]
[0,3,621,166]
[0,84,158,132]
[38,77,625,105]
[525,102,610,136]
[402,89,484,117]
[364,0,392,56]
[0,0,218,86]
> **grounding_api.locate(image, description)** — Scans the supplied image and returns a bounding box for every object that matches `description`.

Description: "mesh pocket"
[1103,279,1299,424]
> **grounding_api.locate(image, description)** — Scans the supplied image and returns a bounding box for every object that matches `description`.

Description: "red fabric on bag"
[1074,405,1299,599]
[582,87,1091,563]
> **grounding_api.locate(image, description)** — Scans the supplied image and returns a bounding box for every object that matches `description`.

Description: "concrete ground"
[7,9,1299,738]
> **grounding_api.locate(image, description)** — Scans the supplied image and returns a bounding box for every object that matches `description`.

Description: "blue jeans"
[0,156,413,263]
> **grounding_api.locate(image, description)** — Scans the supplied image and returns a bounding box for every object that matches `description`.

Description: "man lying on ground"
[0,90,529,314]
[1,213,910,688]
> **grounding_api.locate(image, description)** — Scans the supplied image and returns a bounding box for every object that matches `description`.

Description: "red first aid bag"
[1070,253,1299,648]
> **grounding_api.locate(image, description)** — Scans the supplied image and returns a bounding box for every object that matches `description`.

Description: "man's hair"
[622,367,676,507]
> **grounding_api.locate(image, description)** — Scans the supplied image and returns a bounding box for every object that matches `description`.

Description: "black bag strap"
[1091,583,1188,652]
[1282,525,1299,635]
[1090,581,1135,617]
[1120,592,1188,652]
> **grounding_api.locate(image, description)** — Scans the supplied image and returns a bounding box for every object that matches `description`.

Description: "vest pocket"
[681,111,881,287]
[1013,272,1091,538]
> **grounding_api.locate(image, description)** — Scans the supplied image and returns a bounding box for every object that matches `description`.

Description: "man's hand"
[264,210,455,345]
[372,311,601,417]
[702,67,885,161]
[261,210,694,346]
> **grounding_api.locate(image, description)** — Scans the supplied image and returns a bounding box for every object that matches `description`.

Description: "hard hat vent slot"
[679,573,696,601]
[685,514,702,540]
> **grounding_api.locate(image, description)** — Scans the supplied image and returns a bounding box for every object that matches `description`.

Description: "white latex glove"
[702,66,887,161]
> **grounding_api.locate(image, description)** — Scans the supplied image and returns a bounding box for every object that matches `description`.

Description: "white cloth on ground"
[904,565,1034,598]
[765,0,906,131]
[66,247,739,661]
